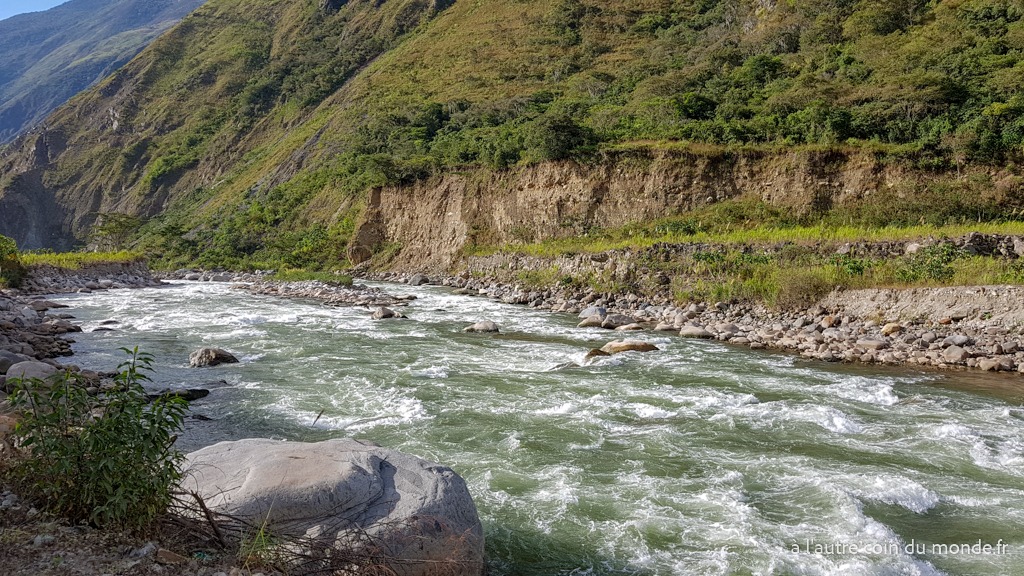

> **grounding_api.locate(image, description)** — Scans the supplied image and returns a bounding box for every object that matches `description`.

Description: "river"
[51,281,1024,575]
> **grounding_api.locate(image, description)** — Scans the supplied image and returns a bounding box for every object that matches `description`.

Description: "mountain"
[0,0,206,144]
[0,0,1021,265]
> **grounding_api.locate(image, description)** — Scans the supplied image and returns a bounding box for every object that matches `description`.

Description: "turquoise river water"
[51,281,1024,576]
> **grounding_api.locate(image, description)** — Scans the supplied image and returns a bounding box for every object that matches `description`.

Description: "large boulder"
[188,348,239,368]
[5,361,59,384]
[184,438,484,576]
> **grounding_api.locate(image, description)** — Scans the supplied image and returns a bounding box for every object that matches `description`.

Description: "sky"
[0,0,68,22]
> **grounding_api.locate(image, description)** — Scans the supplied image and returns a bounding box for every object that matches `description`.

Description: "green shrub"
[6,348,186,529]
[0,234,24,288]
[896,242,964,282]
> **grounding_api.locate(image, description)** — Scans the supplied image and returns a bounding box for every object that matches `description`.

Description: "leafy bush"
[0,234,24,288]
[896,243,964,282]
[6,348,186,529]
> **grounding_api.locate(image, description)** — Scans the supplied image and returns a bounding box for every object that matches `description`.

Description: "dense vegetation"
[0,0,205,143]
[1,0,1023,270]
[3,349,186,529]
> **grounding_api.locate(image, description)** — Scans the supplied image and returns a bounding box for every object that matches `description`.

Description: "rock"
[184,438,484,576]
[155,549,188,565]
[583,348,611,363]
[130,542,159,558]
[941,334,972,347]
[5,361,60,384]
[463,320,499,333]
[881,323,902,336]
[147,388,210,402]
[408,274,429,286]
[977,358,1002,372]
[856,339,888,351]
[32,534,55,547]
[578,306,606,319]
[1014,236,1024,258]
[371,307,403,320]
[600,340,659,355]
[943,345,970,363]
[653,322,676,331]
[577,316,604,328]
[679,325,714,339]
[600,314,637,329]
[614,323,645,331]
[189,348,240,368]
[0,351,24,374]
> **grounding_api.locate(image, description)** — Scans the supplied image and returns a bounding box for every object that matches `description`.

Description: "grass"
[19,251,144,270]
[271,269,353,286]
[487,240,1024,309]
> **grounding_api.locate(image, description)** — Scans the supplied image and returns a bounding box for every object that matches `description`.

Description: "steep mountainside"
[0,0,206,144]
[0,0,1021,264]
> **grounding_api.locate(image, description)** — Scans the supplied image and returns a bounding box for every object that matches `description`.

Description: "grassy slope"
[0,0,1022,270]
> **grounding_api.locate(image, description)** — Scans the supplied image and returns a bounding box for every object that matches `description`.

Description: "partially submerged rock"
[463,320,500,333]
[184,438,484,576]
[371,307,405,320]
[188,348,239,368]
[600,340,659,355]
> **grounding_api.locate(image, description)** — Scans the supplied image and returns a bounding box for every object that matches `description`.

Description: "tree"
[91,213,142,251]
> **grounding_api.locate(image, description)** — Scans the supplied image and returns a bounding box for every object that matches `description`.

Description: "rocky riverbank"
[1,261,165,395]
[364,270,1024,375]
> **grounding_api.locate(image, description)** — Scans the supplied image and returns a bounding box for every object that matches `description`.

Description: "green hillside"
[0,0,1022,266]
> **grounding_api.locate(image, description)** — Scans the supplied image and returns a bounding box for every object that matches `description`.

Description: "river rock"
[679,325,714,339]
[943,345,970,363]
[578,306,606,319]
[189,348,239,367]
[408,274,430,286]
[583,348,611,363]
[601,314,637,329]
[463,321,499,333]
[614,323,644,331]
[371,307,403,320]
[600,340,659,355]
[5,361,60,384]
[147,388,211,402]
[0,351,25,374]
[577,316,604,328]
[183,438,484,576]
[856,339,888,351]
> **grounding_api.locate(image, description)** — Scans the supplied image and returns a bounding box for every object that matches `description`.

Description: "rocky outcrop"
[183,438,485,576]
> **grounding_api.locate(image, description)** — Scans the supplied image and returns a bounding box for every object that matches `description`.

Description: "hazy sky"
[0,1,68,22]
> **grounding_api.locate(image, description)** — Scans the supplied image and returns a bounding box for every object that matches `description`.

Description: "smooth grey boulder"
[188,348,239,368]
[578,306,606,319]
[463,320,499,333]
[408,274,430,286]
[184,438,484,576]
[5,361,60,384]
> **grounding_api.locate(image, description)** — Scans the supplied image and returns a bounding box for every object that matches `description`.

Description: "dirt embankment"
[349,148,1020,271]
